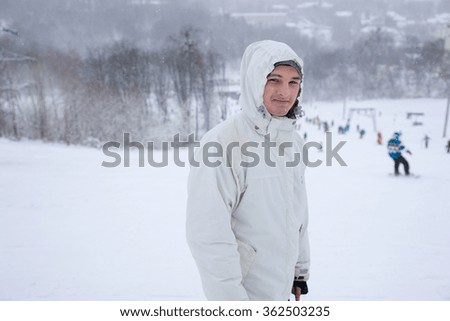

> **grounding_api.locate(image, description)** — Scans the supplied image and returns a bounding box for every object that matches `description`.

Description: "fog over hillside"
[1,0,450,54]
[1,0,450,145]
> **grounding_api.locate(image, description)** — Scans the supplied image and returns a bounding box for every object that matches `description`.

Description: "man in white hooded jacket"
[186,40,310,301]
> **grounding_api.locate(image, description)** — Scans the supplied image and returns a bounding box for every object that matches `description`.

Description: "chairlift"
[406,112,424,126]
[348,108,377,131]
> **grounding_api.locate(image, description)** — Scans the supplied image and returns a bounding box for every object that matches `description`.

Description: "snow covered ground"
[1,98,449,300]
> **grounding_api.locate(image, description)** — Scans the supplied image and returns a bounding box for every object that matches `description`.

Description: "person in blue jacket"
[387,132,411,176]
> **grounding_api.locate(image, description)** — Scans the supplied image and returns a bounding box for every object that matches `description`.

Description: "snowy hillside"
[1,98,449,300]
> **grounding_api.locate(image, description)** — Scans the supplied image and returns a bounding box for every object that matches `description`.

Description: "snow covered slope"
[1,98,449,300]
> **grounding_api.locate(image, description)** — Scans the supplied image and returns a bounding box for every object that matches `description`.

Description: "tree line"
[305,29,449,101]
[1,25,449,146]
[1,27,224,146]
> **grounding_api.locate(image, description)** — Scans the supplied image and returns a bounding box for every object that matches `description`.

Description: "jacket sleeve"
[186,139,249,300]
[295,173,310,283]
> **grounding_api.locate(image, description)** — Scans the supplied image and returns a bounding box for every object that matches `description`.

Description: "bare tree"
[166,26,202,135]
[0,31,36,139]
[198,49,223,133]
[150,51,171,123]
[166,26,223,137]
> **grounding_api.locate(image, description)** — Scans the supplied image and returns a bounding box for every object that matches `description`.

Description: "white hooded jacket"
[186,40,310,301]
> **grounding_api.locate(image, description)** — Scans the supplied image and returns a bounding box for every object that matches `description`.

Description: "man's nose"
[277,84,290,97]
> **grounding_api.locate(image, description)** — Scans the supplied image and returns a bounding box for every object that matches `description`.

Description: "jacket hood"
[239,40,304,130]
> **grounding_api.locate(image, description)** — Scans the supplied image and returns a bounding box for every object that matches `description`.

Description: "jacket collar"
[243,104,297,138]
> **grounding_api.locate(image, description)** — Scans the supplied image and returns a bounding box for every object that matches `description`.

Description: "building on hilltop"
[229,12,288,29]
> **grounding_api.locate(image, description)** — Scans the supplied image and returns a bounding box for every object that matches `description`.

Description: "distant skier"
[387,132,411,176]
[344,123,350,133]
[423,135,430,149]
[377,132,382,145]
[359,129,366,139]
[447,140,450,153]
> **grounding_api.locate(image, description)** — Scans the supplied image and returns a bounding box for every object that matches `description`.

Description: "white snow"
[1,98,450,300]
[297,1,333,9]
[294,18,332,42]
[303,98,450,300]
[427,13,450,25]
[297,2,318,9]
[387,11,407,23]
[272,4,289,10]
[335,11,353,18]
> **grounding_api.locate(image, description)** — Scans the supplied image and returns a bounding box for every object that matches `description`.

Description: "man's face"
[263,65,301,117]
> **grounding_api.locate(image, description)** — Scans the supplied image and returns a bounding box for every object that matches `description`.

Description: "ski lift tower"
[406,112,425,126]
[439,24,450,137]
[348,108,377,131]
[445,24,450,51]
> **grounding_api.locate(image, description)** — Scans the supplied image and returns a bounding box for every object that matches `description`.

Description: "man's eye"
[267,78,278,82]
[290,81,299,85]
